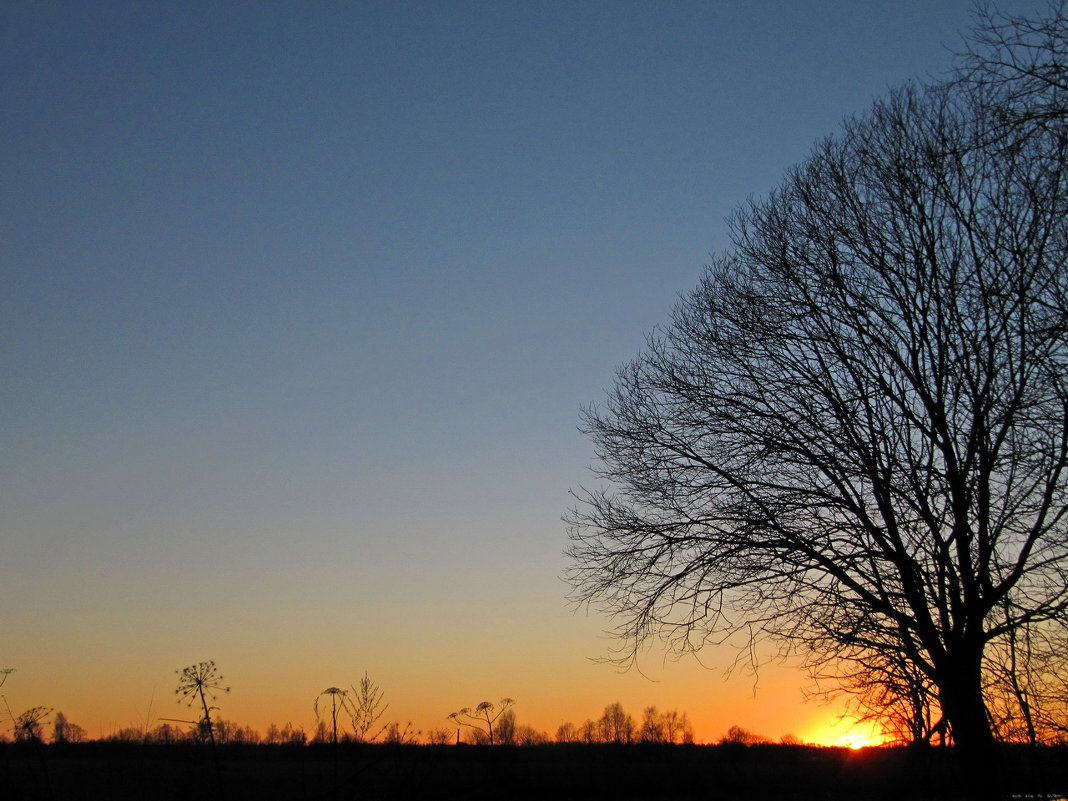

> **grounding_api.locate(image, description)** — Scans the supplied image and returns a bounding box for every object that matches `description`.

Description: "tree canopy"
[568,5,1067,798]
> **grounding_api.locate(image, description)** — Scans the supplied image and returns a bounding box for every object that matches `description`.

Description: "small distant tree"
[720,725,771,746]
[639,706,666,743]
[149,722,181,744]
[515,724,549,745]
[310,719,331,744]
[555,721,579,743]
[462,727,490,745]
[213,718,233,744]
[425,727,452,745]
[207,718,257,745]
[579,719,598,744]
[52,712,86,744]
[259,721,306,745]
[108,726,147,743]
[236,723,260,744]
[279,722,306,745]
[448,698,515,745]
[495,709,517,745]
[597,702,635,744]
[661,709,694,744]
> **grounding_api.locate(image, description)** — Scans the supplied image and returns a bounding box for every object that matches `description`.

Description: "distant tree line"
[1,662,714,747]
[554,702,695,745]
[16,658,1062,750]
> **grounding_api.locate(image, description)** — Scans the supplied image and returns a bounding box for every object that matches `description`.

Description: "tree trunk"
[938,655,1003,801]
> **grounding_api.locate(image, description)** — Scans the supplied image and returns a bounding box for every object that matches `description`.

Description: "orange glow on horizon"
[804,718,888,749]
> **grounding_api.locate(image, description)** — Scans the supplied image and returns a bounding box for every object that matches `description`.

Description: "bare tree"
[957,1,1067,135]
[597,702,635,744]
[52,711,87,744]
[567,8,1068,799]
[720,725,771,746]
[637,706,694,744]
[639,706,665,743]
[149,722,182,744]
[495,708,517,745]
[515,723,550,745]
[555,721,579,743]
[425,727,453,745]
[661,709,694,744]
[259,721,305,745]
[578,718,598,744]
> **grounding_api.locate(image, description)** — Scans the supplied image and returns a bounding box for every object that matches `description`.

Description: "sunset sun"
[807,719,887,750]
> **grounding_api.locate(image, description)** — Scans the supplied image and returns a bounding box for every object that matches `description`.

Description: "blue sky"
[1,1,1039,739]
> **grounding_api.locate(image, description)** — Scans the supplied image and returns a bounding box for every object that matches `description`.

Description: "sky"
[1,0,1046,745]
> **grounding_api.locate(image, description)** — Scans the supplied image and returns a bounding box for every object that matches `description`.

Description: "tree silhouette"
[957,1,1068,135]
[554,721,579,743]
[568,6,1067,799]
[597,702,634,744]
[636,706,693,744]
[52,711,87,744]
[720,725,771,746]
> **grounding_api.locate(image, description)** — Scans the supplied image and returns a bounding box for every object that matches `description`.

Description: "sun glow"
[837,732,880,750]
[806,718,887,749]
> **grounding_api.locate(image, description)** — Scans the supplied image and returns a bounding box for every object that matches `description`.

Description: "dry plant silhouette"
[349,672,388,742]
[13,706,52,743]
[175,660,230,798]
[315,686,347,745]
[0,667,14,740]
[448,698,515,745]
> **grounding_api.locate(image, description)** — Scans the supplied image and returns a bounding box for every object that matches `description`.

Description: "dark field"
[3,741,1066,801]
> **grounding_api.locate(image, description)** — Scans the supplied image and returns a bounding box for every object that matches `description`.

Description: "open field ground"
[3,742,1066,801]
